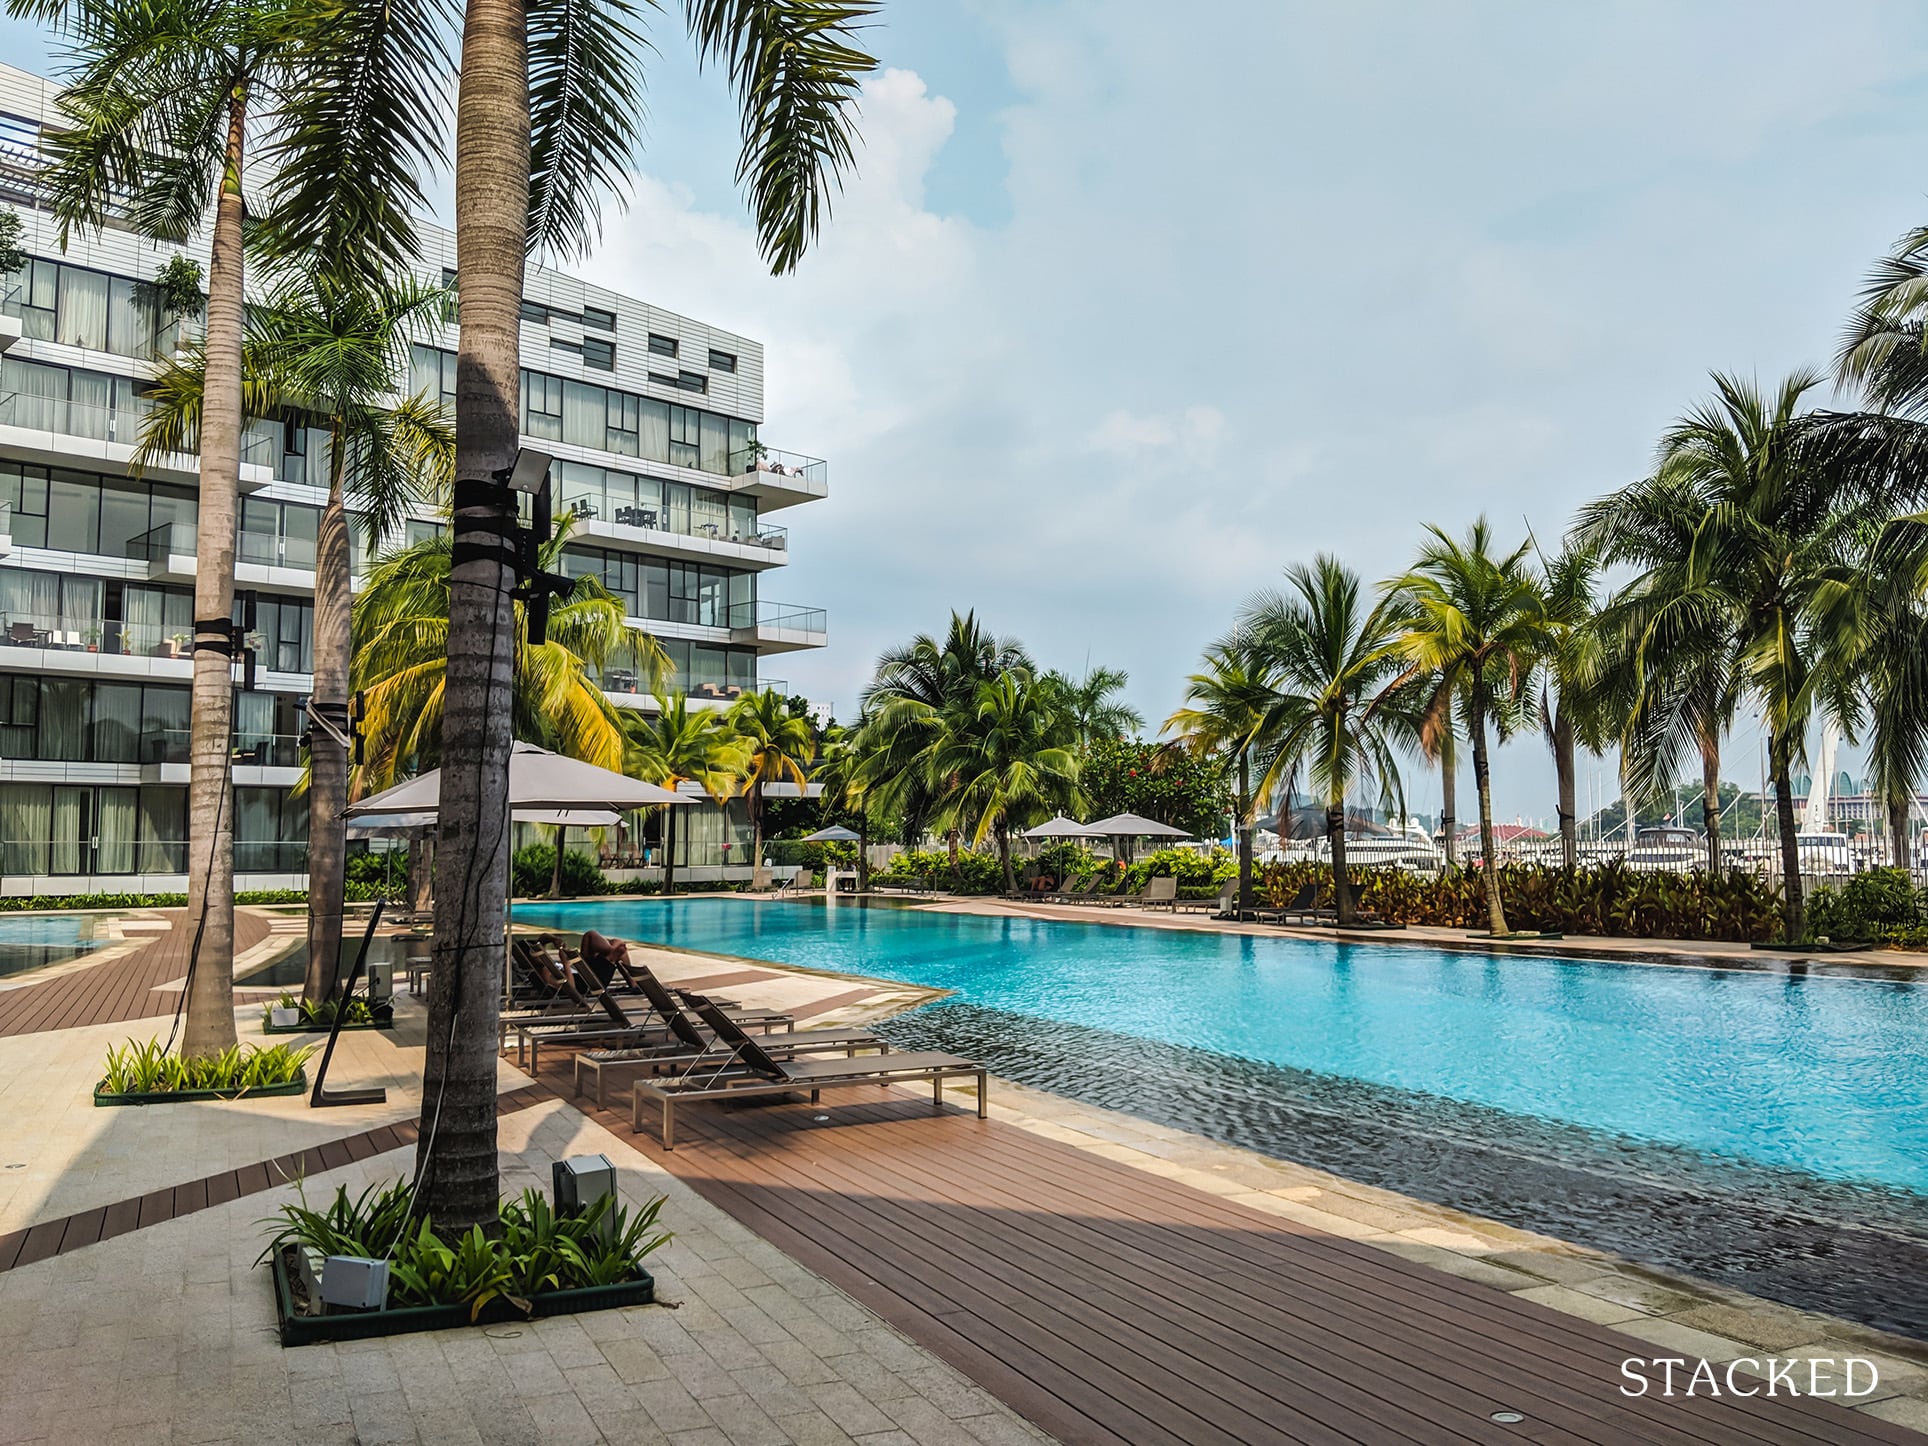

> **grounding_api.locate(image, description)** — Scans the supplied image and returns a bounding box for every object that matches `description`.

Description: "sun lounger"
[574,1022,888,1109]
[632,998,987,1149]
[1042,877,1096,903]
[1135,876,1179,911]
[1208,879,1241,919]
[1253,883,1319,923]
[514,972,793,1074]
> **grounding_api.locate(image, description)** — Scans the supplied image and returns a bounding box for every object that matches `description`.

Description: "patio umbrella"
[1084,811,1191,864]
[344,741,686,817]
[1021,816,1102,839]
[800,824,862,843]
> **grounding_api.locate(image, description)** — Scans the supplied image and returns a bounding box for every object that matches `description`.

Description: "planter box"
[262,1005,395,1035]
[270,1246,654,1346]
[94,1069,309,1107]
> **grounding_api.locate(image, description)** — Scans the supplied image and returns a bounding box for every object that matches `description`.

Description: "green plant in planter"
[389,1220,515,1320]
[558,1192,671,1287]
[101,1037,313,1093]
[152,254,204,321]
[258,1178,418,1263]
[0,208,27,278]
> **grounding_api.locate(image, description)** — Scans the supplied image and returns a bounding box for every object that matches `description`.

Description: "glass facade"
[2,256,199,359]
[409,346,759,479]
[560,545,756,628]
[555,460,762,543]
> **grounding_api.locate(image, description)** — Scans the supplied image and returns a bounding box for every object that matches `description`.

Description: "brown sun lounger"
[631,997,986,1149]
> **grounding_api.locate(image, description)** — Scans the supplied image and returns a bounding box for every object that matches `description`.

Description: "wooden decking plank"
[0,1229,26,1270]
[786,987,881,1022]
[233,1161,272,1198]
[204,1172,240,1209]
[56,1206,106,1254]
[134,1187,174,1230]
[97,1198,139,1242]
[610,1081,1914,1446]
[172,1178,207,1216]
[12,1220,65,1268]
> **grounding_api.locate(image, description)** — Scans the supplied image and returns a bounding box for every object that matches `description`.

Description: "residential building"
[0,63,826,894]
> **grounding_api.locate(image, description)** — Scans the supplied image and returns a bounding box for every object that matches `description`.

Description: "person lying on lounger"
[576,929,633,989]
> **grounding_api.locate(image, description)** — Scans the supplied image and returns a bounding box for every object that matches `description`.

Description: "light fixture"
[500,446,554,495]
[1490,1411,1524,1424]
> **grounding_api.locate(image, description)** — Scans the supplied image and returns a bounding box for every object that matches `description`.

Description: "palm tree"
[17,0,447,1056]
[142,262,453,1006]
[858,612,1033,864]
[350,528,661,791]
[624,696,749,896]
[424,0,880,1230]
[1573,372,1876,939]
[1238,557,1417,925]
[815,719,874,890]
[726,690,817,879]
[1385,520,1547,936]
[1165,640,1278,916]
[927,672,1081,893]
[1043,666,1144,748]
[1531,542,1604,871]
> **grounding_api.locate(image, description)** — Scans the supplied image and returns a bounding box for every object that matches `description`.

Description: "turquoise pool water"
[512,897,1928,1197]
[0,913,99,977]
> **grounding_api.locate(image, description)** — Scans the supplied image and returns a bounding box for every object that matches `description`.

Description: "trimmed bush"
[1804,868,1924,943]
[511,845,613,898]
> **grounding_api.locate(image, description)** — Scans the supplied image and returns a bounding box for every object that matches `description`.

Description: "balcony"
[560,493,791,570]
[728,600,827,654]
[0,392,275,490]
[140,728,305,786]
[730,446,828,512]
[127,521,316,584]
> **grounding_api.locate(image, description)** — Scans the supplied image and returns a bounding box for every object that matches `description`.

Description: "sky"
[7,1,1928,823]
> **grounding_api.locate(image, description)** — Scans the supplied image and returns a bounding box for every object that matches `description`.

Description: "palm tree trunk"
[1553,707,1577,871]
[748,786,762,881]
[1328,804,1354,926]
[549,826,564,897]
[1890,789,1913,872]
[997,824,1015,894]
[180,86,249,1059]
[417,0,530,1232]
[857,815,870,892]
[409,835,433,916]
[1700,728,1723,874]
[1236,749,1253,917]
[1471,681,1510,935]
[1439,727,1458,874]
[662,805,678,895]
[302,433,351,1006]
[1772,761,1803,940]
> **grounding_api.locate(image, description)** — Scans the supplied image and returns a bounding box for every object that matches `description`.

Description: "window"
[647,333,678,358]
[605,390,639,455]
[520,300,551,324]
[668,406,700,470]
[410,344,457,407]
[549,338,580,356]
[582,337,615,371]
[521,369,564,441]
[582,306,616,333]
[708,349,736,373]
[677,370,707,394]
[0,258,177,359]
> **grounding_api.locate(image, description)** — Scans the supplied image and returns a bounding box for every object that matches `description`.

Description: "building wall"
[0,62,826,895]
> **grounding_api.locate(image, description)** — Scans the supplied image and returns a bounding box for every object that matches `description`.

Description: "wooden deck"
[537,1060,1919,1446]
[0,908,272,1038]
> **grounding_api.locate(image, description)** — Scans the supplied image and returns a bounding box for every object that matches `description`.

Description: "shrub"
[871,847,1005,894]
[260,1179,671,1319]
[766,839,856,870]
[1122,846,1236,893]
[1252,859,1784,942]
[511,844,612,898]
[100,1038,315,1094]
[263,992,380,1028]
[1804,868,1923,942]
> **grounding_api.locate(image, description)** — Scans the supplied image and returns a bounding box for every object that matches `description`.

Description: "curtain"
[0,783,48,874]
[66,369,111,440]
[3,359,63,430]
[562,382,604,450]
[699,412,730,475]
[92,683,141,763]
[96,788,137,873]
[638,398,670,465]
[38,681,85,761]
[49,786,82,874]
[107,277,147,357]
[0,567,57,630]
[139,787,185,874]
[55,267,108,351]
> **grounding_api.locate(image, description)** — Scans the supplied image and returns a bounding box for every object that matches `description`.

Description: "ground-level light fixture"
[499,445,555,495]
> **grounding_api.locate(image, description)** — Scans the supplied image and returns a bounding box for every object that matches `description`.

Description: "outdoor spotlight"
[500,446,555,495]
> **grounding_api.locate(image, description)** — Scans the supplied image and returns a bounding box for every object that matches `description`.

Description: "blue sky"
[8,1,1928,822]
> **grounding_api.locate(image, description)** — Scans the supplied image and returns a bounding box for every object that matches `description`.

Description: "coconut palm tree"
[141,262,453,1005]
[1237,557,1418,925]
[1043,666,1144,748]
[1531,542,1605,871]
[350,528,662,790]
[1385,520,1547,936]
[725,689,817,878]
[815,719,875,890]
[1165,639,1279,916]
[1573,372,1878,940]
[624,696,749,896]
[16,0,448,1056]
[927,672,1081,893]
[424,0,881,1230]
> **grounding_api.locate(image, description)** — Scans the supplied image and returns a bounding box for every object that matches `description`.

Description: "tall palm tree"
[815,718,874,890]
[350,528,661,791]
[1238,557,1417,925]
[1043,666,1144,748]
[1532,542,1604,870]
[1385,520,1547,936]
[1165,639,1278,916]
[142,262,454,1005]
[425,0,881,1229]
[17,0,447,1057]
[726,689,817,878]
[624,696,749,896]
[1423,681,1461,872]
[927,672,1081,893]
[1573,372,1874,940]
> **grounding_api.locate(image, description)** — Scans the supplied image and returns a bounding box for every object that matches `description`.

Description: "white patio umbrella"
[799,824,862,843]
[1021,816,1102,839]
[344,741,686,817]
[1084,811,1192,864]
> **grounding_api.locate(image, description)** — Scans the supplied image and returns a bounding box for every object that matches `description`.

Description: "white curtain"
[49,786,82,875]
[55,268,108,351]
[96,788,137,873]
[0,783,48,874]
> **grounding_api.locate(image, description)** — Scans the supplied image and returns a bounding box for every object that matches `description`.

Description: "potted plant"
[83,624,100,653]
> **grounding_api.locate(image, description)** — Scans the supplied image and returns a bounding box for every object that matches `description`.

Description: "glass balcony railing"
[554,486,786,551]
[142,729,304,768]
[0,611,181,657]
[728,600,826,633]
[731,445,826,488]
[127,522,315,572]
[0,391,273,465]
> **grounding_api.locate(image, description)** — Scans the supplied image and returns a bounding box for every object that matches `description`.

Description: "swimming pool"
[0,913,101,978]
[514,896,1928,1195]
